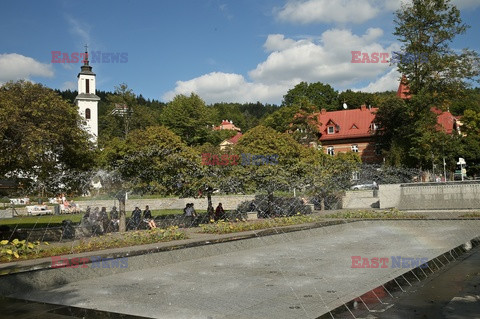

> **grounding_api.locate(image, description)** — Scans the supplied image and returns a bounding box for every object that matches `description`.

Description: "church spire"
[75,43,100,143]
[79,44,94,75]
[83,44,89,65]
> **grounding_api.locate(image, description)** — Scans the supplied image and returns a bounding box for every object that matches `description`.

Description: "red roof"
[317,105,378,141]
[227,132,243,144]
[397,75,411,100]
[431,107,459,134]
[213,120,241,131]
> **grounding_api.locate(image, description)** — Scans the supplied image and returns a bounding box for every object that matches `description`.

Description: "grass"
[199,214,321,234]
[0,209,194,229]
[0,226,187,263]
[324,209,426,219]
[459,212,480,218]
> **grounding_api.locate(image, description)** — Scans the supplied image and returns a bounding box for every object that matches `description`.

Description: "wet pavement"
[1,220,479,319]
[330,244,480,319]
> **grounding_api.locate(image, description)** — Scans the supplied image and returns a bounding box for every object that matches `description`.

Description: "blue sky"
[1,0,479,105]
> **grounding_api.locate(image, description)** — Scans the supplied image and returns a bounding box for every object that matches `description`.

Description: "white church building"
[74,48,99,142]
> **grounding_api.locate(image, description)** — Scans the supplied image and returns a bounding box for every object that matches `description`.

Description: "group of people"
[182,202,226,226]
[81,206,118,235]
[129,205,156,230]
[80,202,229,235]
[206,202,226,222]
[81,205,156,235]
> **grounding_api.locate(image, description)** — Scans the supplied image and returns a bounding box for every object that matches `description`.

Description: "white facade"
[75,53,100,143]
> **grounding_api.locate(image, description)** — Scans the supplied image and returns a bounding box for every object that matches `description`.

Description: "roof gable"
[317,106,377,141]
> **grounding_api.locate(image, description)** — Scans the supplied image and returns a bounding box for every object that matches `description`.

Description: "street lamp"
[457,157,466,181]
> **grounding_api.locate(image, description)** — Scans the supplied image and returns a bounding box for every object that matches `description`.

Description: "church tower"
[75,46,100,142]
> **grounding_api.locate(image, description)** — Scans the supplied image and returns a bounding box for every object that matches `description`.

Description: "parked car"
[350,183,376,190]
[26,205,52,216]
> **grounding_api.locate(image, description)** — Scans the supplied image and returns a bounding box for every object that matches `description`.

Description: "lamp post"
[432,153,435,182]
[443,157,447,182]
[457,158,466,181]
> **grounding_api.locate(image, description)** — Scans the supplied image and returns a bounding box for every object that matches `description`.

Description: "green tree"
[283,82,338,110]
[0,81,95,195]
[338,90,377,109]
[262,105,299,132]
[99,126,200,196]
[160,93,213,146]
[374,96,410,164]
[394,0,480,104]
[233,126,309,215]
[303,151,361,209]
[98,83,161,146]
[459,110,480,176]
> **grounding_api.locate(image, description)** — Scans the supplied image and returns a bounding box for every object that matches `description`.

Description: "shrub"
[0,239,45,261]
[234,195,312,218]
[199,214,320,234]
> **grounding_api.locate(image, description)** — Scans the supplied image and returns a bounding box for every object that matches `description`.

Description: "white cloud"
[275,0,380,24]
[249,28,399,86]
[61,81,77,90]
[273,0,478,24]
[0,53,54,83]
[264,34,299,52]
[389,0,480,11]
[163,29,402,105]
[162,72,289,104]
[66,16,91,46]
[355,68,401,92]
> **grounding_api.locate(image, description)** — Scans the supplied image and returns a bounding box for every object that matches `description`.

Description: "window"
[327,146,334,156]
[86,79,90,94]
[351,144,359,153]
[328,126,335,134]
[370,123,378,131]
[85,108,91,120]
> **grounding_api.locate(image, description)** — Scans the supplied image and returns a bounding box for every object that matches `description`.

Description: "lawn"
[0,209,191,229]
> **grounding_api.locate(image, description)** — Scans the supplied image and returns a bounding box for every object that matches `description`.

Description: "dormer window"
[370,123,378,131]
[328,126,335,134]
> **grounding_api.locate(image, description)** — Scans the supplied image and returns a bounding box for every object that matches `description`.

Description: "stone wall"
[398,181,480,210]
[379,181,480,210]
[342,190,379,209]
[75,195,255,212]
[379,184,402,209]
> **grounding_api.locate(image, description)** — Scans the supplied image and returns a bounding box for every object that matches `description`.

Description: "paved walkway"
[2,220,479,319]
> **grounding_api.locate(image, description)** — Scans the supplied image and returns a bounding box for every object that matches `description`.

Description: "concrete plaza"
[2,220,480,318]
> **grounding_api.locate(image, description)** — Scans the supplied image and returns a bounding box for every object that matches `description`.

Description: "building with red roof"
[213,120,241,132]
[314,76,461,163]
[396,76,461,134]
[316,105,381,163]
[220,132,243,150]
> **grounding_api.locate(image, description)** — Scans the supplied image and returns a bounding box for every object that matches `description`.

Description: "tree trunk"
[118,195,126,232]
[207,191,214,220]
[267,191,274,217]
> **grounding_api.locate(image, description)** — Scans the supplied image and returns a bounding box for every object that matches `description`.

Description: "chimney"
[321,109,326,115]
[360,105,366,111]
